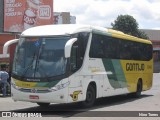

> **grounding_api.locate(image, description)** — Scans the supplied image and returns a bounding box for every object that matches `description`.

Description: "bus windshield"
[12,36,70,79]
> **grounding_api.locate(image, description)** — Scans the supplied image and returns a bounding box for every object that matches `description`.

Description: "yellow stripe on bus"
[13,78,37,88]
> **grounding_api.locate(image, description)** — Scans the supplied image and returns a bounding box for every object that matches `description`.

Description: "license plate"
[29,95,39,99]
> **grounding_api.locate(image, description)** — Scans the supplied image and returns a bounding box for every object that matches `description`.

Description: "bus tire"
[132,80,142,98]
[37,102,50,107]
[82,84,96,108]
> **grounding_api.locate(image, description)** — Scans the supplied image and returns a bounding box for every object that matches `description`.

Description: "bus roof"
[21,24,151,44]
[21,24,93,36]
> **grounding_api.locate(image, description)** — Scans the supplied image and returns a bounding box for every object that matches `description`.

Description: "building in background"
[141,29,160,72]
[0,0,18,64]
[0,33,18,63]
[54,12,76,24]
[0,0,53,66]
[4,0,53,33]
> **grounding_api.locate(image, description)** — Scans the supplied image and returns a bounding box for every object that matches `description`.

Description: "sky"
[54,0,160,30]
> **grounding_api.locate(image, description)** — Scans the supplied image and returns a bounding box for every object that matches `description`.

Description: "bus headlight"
[50,81,70,92]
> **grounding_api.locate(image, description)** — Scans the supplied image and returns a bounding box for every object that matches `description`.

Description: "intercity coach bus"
[11,24,153,107]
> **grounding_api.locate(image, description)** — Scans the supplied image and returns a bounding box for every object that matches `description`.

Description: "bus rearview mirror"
[64,38,77,58]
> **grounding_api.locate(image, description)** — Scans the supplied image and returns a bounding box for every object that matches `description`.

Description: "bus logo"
[31,88,37,93]
[70,90,82,101]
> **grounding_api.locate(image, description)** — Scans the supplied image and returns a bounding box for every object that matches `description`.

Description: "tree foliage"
[111,15,149,39]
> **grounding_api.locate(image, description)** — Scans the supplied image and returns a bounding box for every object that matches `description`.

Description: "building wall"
[61,12,70,24]
[54,12,76,24]
[0,33,18,63]
[0,0,4,32]
[70,16,76,24]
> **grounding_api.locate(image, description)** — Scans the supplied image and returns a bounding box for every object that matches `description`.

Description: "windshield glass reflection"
[12,36,69,78]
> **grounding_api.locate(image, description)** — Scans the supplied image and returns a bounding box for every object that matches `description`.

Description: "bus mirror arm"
[64,38,77,58]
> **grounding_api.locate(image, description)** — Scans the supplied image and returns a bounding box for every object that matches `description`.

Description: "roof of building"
[140,29,160,41]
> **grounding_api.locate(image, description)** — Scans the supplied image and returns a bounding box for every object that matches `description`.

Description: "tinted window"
[89,33,152,61]
[70,32,90,72]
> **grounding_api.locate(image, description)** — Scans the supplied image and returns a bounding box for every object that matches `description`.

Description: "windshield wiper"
[34,41,43,78]
[22,53,36,77]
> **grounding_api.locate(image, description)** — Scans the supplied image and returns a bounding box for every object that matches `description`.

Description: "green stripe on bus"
[102,59,127,89]
[46,80,61,88]
[112,59,127,88]
[36,79,61,88]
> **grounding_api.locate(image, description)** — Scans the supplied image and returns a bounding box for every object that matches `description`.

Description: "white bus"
[11,24,153,107]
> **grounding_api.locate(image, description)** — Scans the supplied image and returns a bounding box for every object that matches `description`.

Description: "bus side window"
[70,32,89,72]
[89,34,105,58]
[70,42,78,72]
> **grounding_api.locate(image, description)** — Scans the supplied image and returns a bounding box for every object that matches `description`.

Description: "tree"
[111,15,149,39]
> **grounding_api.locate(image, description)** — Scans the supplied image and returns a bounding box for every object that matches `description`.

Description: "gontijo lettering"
[126,63,145,71]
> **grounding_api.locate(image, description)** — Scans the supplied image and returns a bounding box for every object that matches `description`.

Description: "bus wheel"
[132,80,142,98]
[37,103,50,107]
[82,85,96,108]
